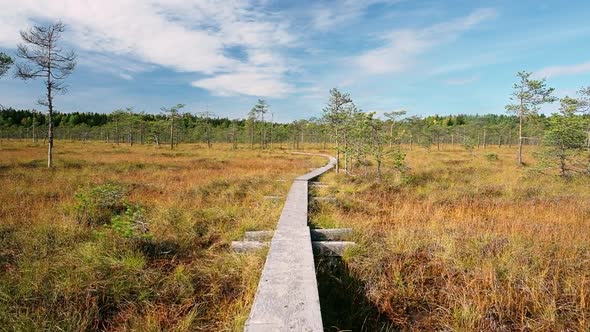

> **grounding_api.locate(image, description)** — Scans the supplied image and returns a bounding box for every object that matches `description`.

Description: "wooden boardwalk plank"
[244,153,336,332]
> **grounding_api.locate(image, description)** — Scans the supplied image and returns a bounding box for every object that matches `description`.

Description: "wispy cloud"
[443,75,480,85]
[118,73,133,81]
[0,0,295,97]
[534,61,590,78]
[356,8,497,74]
[310,0,397,31]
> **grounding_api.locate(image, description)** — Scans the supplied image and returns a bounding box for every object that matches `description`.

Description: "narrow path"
[245,153,337,332]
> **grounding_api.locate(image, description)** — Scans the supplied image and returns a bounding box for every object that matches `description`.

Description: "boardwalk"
[244,153,337,332]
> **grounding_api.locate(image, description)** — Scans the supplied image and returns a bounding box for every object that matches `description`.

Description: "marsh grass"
[312,145,590,331]
[0,141,324,331]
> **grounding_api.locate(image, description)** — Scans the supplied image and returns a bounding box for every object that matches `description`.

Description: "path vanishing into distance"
[243,153,337,332]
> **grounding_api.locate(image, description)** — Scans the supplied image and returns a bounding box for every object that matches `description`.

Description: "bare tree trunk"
[170,116,174,150]
[389,123,394,148]
[260,115,264,149]
[141,123,145,145]
[483,128,487,149]
[300,130,304,151]
[250,124,254,149]
[206,128,212,148]
[270,114,273,150]
[46,81,54,168]
[560,147,567,177]
[343,132,348,173]
[32,115,37,143]
[518,111,523,164]
[335,129,340,174]
[115,119,119,145]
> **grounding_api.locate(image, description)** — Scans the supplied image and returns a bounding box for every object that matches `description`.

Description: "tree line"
[0,105,559,147]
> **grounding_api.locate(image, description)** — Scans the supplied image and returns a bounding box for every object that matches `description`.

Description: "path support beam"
[242,228,353,242]
[232,240,354,257]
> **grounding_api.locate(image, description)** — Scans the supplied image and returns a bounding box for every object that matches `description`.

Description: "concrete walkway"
[245,153,337,332]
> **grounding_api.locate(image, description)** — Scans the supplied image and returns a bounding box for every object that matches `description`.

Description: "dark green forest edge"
[1,106,587,150]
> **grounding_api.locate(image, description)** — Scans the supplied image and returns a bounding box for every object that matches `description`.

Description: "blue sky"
[1,0,589,122]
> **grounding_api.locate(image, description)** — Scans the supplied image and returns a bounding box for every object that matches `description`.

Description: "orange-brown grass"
[312,145,590,331]
[0,140,325,331]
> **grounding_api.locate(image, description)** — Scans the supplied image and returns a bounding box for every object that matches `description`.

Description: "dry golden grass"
[3,140,589,331]
[0,140,325,331]
[313,145,590,331]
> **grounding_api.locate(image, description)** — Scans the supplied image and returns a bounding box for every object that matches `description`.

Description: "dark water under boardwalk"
[316,257,397,332]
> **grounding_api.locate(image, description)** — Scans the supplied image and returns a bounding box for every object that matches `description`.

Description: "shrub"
[196,179,230,198]
[485,152,499,161]
[73,183,126,225]
[110,205,150,238]
[390,150,408,173]
[462,139,476,157]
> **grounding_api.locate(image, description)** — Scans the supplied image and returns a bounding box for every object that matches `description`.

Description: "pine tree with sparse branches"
[161,104,185,150]
[505,71,556,165]
[14,21,76,168]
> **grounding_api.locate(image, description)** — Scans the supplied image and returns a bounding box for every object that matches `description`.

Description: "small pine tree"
[505,71,556,165]
[536,100,587,177]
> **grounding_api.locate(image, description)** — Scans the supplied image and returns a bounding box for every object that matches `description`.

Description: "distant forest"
[0,107,565,149]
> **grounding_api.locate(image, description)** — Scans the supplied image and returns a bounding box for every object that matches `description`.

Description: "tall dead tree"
[15,22,76,168]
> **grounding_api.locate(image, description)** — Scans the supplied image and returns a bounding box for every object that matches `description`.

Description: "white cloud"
[534,61,590,78]
[356,8,496,74]
[0,0,294,96]
[191,71,292,97]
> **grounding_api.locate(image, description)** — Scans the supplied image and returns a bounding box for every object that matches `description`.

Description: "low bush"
[73,183,126,225]
[485,152,499,161]
[110,204,151,238]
